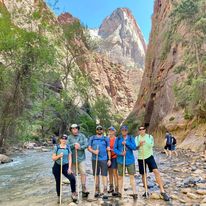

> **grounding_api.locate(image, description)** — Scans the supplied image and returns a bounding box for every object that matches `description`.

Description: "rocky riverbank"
[0,148,205,205]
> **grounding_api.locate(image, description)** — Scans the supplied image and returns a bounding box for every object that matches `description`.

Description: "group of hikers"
[52,124,171,203]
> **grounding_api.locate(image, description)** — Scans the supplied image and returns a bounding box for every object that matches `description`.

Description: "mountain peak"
[97,7,146,69]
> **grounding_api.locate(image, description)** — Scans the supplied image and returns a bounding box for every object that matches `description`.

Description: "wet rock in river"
[0,154,13,164]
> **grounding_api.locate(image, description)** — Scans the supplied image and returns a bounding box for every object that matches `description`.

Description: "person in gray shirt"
[67,124,89,196]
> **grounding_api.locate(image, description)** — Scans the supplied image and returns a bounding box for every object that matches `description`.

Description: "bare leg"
[129,175,137,194]
[113,169,118,189]
[141,174,148,188]
[118,176,123,194]
[164,149,168,156]
[102,176,108,190]
[153,169,164,193]
[108,168,114,188]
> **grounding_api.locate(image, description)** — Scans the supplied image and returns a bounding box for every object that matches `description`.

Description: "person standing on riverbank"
[135,126,170,201]
[52,134,77,203]
[164,131,173,158]
[88,125,111,199]
[107,126,118,196]
[113,125,137,199]
[67,124,89,197]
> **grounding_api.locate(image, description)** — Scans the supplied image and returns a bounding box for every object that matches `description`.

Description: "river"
[0,149,206,206]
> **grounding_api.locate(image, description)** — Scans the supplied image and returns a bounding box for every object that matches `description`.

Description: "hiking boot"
[94,192,100,198]
[71,193,78,202]
[82,185,90,197]
[112,187,119,196]
[108,185,114,193]
[102,187,108,199]
[160,192,170,201]
[142,192,149,198]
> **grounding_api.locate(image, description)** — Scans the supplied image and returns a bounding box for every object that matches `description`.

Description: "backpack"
[166,134,173,145]
[172,136,177,145]
[56,144,70,155]
[90,135,109,148]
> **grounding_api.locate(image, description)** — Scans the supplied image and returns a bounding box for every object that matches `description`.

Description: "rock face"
[89,8,146,100]
[1,1,146,117]
[126,0,205,150]
[58,12,144,115]
[97,8,146,69]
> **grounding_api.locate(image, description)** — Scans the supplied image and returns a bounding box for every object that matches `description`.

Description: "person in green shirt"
[135,126,170,201]
[67,124,89,196]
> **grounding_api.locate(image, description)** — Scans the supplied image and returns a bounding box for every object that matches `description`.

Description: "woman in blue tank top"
[52,134,77,203]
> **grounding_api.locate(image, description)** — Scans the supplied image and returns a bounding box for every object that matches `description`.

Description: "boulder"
[0,154,13,164]
[23,142,37,149]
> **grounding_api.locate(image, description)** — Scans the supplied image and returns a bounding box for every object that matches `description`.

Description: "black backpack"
[172,136,177,145]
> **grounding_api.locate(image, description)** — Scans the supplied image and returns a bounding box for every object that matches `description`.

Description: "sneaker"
[142,192,149,198]
[82,187,90,197]
[108,185,114,193]
[112,191,118,196]
[160,192,170,201]
[103,187,108,199]
[94,192,100,198]
[71,193,78,202]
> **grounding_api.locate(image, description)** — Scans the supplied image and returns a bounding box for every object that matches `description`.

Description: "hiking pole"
[60,156,63,205]
[75,148,80,201]
[94,145,99,198]
[142,146,148,198]
[122,144,126,197]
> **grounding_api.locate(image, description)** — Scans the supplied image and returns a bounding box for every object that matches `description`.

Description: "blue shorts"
[109,158,117,169]
[171,145,176,151]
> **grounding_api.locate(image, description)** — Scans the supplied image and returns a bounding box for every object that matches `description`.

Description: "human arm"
[114,138,126,156]
[52,146,63,161]
[88,136,99,155]
[125,136,137,150]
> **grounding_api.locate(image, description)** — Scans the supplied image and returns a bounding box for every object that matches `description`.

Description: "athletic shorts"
[138,155,158,175]
[164,144,172,150]
[72,160,86,175]
[108,158,117,169]
[92,160,108,176]
[171,145,176,151]
[117,163,136,176]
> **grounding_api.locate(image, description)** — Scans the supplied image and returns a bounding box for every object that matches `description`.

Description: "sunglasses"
[61,137,67,140]
[96,128,103,131]
[139,128,145,131]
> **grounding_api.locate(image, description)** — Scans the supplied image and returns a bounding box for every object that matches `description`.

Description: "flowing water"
[0,149,205,206]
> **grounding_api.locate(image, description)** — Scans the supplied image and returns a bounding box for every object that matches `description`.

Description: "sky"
[46,0,155,43]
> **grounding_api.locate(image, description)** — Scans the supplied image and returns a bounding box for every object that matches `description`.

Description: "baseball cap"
[69,124,80,131]
[96,125,103,130]
[108,126,116,131]
[120,125,128,131]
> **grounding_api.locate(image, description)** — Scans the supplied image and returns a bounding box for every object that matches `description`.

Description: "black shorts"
[138,155,158,175]
[92,160,108,176]
[164,144,172,150]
